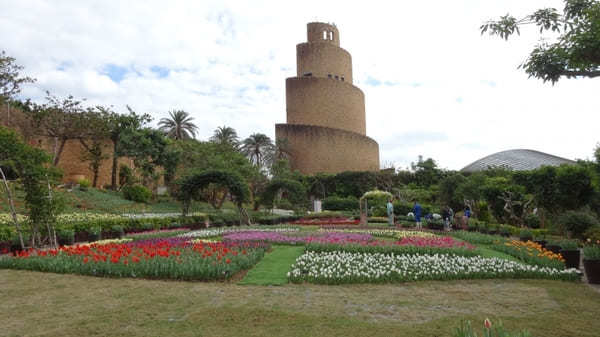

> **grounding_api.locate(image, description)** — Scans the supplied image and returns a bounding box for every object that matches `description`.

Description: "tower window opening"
[323,31,327,40]
[329,31,334,40]
[335,75,339,80]
[328,74,332,78]
[303,72,312,77]
[341,76,345,81]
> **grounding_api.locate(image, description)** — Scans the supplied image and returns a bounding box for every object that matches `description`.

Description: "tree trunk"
[0,167,25,249]
[53,138,67,166]
[111,140,118,190]
[47,177,58,249]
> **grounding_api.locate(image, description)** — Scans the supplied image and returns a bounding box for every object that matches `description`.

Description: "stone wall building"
[276,22,380,174]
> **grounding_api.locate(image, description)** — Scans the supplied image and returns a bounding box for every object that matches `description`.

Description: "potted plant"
[519,229,533,242]
[558,240,580,269]
[546,240,562,254]
[533,231,548,249]
[499,225,511,238]
[57,229,75,246]
[87,226,102,242]
[111,225,125,239]
[583,244,600,284]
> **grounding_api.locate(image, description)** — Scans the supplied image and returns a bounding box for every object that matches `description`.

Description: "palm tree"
[158,110,198,140]
[241,133,273,168]
[210,126,239,149]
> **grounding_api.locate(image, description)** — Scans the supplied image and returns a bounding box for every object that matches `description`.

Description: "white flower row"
[0,212,206,225]
[179,226,300,239]
[318,228,436,239]
[288,251,579,284]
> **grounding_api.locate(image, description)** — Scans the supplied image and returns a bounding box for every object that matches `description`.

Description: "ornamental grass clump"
[0,239,268,281]
[492,240,565,269]
[287,251,579,284]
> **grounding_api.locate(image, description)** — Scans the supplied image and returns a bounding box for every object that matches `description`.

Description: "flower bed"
[179,226,300,239]
[124,228,191,241]
[491,240,565,269]
[318,229,437,239]
[306,239,478,257]
[222,231,373,246]
[0,239,268,281]
[288,251,580,284]
[290,218,360,226]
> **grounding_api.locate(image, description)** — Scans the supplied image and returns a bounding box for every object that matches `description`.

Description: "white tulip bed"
[179,226,300,239]
[287,251,580,284]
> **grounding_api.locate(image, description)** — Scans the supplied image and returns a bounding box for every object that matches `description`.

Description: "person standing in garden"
[442,206,451,231]
[386,198,394,226]
[413,202,422,229]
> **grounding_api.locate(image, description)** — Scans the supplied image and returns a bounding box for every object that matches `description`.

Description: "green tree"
[481,0,600,83]
[78,107,111,187]
[411,156,443,187]
[24,92,89,165]
[209,126,239,149]
[241,133,274,169]
[0,50,35,99]
[158,110,198,140]
[0,126,62,248]
[104,106,152,189]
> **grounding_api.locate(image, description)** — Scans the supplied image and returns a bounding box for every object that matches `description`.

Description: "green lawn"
[2,270,599,337]
[238,245,305,285]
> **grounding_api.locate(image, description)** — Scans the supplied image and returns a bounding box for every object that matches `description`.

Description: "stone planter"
[560,249,580,269]
[583,259,600,284]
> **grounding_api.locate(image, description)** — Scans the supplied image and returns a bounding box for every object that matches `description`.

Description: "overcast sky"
[1,0,598,170]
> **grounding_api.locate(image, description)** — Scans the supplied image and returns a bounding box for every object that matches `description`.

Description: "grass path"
[238,245,305,285]
[2,270,600,337]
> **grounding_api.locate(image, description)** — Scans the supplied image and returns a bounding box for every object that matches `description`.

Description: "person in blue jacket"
[413,202,422,229]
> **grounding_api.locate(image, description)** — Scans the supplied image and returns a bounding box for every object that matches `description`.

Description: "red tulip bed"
[0,237,268,281]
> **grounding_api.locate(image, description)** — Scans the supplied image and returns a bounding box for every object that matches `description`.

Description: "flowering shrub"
[0,239,268,281]
[492,240,565,269]
[288,251,580,284]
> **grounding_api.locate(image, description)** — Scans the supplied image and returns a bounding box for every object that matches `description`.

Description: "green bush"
[558,240,579,250]
[584,225,600,243]
[110,225,125,238]
[392,201,413,216]
[122,185,152,203]
[524,213,541,229]
[519,229,533,241]
[322,196,358,211]
[583,245,600,260]
[558,210,599,238]
[57,229,75,246]
[77,178,91,191]
[87,226,102,242]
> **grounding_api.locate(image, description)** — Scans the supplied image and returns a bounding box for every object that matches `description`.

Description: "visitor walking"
[442,206,450,231]
[465,206,471,218]
[386,199,394,226]
[413,202,422,229]
[448,207,454,230]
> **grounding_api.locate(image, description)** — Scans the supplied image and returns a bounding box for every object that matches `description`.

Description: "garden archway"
[176,170,251,225]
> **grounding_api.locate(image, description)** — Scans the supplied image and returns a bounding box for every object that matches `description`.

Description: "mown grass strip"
[238,245,305,285]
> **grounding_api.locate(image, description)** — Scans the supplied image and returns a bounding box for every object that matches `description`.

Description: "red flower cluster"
[14,239,261,266]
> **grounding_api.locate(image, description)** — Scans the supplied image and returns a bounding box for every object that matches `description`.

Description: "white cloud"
[1,0,597,171]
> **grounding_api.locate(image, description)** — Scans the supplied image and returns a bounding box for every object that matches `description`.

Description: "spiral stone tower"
[275,22,380,174]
